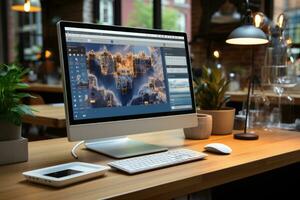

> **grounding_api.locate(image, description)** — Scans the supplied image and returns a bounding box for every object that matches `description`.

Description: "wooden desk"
[1,129,300,200]
[22,104,66,128]
[20,83,64,104]
[23,83,63,93]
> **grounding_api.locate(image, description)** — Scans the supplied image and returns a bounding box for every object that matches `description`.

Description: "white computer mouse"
[204,143,232,155]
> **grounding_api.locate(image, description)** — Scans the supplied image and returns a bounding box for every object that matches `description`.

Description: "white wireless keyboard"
[108,148,207,174]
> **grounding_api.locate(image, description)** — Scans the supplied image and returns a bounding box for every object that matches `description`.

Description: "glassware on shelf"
[236,75,271,132]
[280,93,295,130]
[261,14,298,129]
[262,28,297,88]
[246,81,271,131]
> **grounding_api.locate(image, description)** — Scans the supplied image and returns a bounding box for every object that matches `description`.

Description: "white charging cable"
[71,141,84,159]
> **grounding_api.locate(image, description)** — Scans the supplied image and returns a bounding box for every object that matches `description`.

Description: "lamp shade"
[211,0,241,24]
[11,0,41,12]
[226,25,268,45]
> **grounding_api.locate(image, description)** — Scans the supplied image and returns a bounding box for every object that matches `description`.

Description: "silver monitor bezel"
[57,21,197,141]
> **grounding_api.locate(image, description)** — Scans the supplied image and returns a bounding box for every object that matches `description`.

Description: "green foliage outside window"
[127,0,180,30]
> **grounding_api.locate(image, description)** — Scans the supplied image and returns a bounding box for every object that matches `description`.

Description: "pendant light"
[11,0,41,12]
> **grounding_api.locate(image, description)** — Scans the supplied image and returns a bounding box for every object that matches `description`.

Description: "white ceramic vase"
[0,122,28,165]
[184,114,212,140]
[0,122,21,141]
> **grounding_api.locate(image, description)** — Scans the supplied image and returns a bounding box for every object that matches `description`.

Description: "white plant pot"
[183,114,212,140]
[0,122,22,141]
[198,108,235,135]
[0,122,28,165]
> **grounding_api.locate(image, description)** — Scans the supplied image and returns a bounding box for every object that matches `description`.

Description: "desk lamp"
[226,0,268,140]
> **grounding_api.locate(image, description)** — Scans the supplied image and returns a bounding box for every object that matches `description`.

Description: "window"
[273,0,300,44]
[273,0,300,71]
[11,11,43,63]
[99,0,113,25]
[174,0,186,4]
[94,0,191,39]
[21,12,43,61]
[122,0,153,29]
[162,0,191,39]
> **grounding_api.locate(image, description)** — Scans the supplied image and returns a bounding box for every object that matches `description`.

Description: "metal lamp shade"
[226,25,268,45]
[11,0,41,12]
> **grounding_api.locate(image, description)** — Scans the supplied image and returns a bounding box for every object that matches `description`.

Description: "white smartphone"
[23,162,110,187]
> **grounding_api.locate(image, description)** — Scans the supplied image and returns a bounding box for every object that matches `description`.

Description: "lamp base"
[234,132,259,140]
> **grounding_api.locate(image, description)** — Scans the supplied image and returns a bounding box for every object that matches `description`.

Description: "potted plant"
[194,65,235,134]
[0,64,35,165]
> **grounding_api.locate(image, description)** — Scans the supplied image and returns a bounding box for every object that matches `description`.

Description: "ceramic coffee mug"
[184,114,212,140]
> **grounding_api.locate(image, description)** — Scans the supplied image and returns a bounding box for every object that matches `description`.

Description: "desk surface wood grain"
[1,129,300,200]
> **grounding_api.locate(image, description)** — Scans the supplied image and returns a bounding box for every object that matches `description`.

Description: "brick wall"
[6,0,17,63]
[41,0,268,86]
[191,1,267,87]
[42,0,84,65]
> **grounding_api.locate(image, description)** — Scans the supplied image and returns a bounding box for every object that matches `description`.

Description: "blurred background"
[0,1,299,88]
[0,0,299,138]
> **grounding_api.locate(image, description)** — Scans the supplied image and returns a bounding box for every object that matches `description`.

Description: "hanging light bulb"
[277,13,286,29]
[213,50,222,69]
[45,50,53,59]
[254,12,264,28]
[286,37,293,46]
[24,0,31,12]
[213,50,220,59]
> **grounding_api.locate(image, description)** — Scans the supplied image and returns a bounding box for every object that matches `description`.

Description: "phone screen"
[44,169,82,178]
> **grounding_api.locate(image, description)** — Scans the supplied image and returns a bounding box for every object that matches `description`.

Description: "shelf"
[291,43,300,48]
[226,91,300,105]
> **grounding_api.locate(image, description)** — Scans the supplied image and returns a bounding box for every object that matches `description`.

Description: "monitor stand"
[84,137,168,158]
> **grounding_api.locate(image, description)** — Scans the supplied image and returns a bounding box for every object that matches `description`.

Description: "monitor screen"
[62,25,195,125]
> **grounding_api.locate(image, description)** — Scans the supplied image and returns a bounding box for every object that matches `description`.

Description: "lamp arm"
[243,47,254,134]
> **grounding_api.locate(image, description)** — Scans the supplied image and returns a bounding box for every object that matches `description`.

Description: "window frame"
[0,0,8,63]
[95,0,163,29]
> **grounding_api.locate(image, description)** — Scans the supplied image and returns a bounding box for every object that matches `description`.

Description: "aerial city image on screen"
[75,44,168,109]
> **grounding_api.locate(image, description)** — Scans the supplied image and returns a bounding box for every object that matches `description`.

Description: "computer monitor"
[57,21,197,158]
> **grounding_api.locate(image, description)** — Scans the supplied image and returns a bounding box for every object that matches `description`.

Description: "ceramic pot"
[0,122,21,141]
[0,121,27,165]
[198,108,235,135]
[184,114,212,140]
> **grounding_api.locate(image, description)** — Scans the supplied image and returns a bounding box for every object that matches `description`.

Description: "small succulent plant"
[194,65,230,110]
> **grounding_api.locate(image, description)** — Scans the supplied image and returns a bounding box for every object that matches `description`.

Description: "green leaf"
[14,83,29,89]
[218,96,231,109]
[13,93,35,99]
[194,65,230,110]
[11,104,34,116]
[0,64,35,126]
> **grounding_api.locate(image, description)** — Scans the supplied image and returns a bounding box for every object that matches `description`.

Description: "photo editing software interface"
[64,27,193,121]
